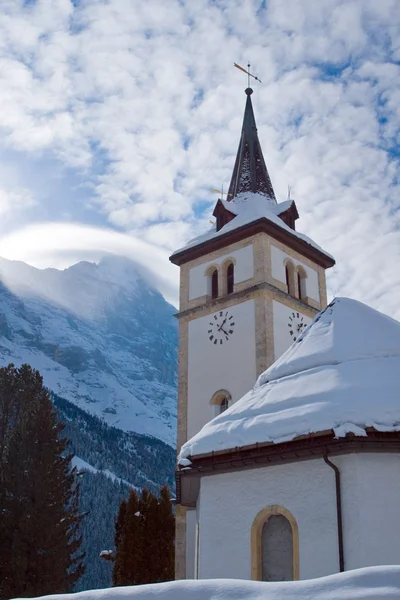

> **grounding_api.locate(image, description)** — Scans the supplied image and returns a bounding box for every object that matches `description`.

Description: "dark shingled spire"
[227,88,276,203]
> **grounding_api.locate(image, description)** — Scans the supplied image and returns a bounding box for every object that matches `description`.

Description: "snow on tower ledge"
[179,297,400,462]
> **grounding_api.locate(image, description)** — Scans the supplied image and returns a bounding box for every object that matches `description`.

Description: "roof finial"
[234,62,262,93]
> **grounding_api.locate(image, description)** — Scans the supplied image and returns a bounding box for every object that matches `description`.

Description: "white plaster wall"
[187,300,256,439]
[270,245,319,302]
[272,300,313,360]
[339,453,400,569]
[197,453,400,581]
[189,244,254,301]
[186,508,197,579]
[198,458,338,580]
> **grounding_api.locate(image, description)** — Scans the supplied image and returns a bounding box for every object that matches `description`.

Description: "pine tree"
[113,498,127,586]
[113,490,141,586]
[112,486,175,586]
[154,485,175,582]
[137,488,159,585]
[0,364,85,599]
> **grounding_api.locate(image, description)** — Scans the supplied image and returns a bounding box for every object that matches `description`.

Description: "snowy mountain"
[52,392,175,591]
[0,255,177,446]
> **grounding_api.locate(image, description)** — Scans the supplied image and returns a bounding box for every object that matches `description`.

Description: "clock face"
[208,310,235,345]
[288,311,306,341]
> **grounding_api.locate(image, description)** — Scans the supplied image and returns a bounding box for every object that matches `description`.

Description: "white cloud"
[0,0,399,319]
[0,222,179,307]
[0,184,36,220]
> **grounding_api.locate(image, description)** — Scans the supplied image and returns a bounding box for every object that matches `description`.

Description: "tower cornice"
[169,216,335,269]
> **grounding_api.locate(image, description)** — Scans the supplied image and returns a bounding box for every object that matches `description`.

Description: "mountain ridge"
[0,255,177,446]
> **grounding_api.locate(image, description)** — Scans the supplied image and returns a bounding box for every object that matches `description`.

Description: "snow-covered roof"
[171,192,333,260]
[179,297,400,461]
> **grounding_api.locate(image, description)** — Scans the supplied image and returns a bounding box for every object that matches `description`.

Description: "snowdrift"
[24,566,400,600]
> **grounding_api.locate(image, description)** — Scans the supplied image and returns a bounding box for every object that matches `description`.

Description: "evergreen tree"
[113,491,141,586]
[113,498,127,586]
[0,364,85,599]
[137,488,159,585]
[113,486,174,586]
[154,485,175,582]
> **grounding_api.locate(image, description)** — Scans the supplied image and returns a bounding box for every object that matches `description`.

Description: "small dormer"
[278,201,299,231]
[212,199,236,232]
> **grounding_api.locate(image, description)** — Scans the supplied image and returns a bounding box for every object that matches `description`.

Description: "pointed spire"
[227,88,276,203]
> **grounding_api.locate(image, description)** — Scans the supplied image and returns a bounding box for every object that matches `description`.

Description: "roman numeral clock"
[208,310,236,345]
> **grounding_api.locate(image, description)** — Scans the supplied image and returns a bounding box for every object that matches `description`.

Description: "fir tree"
[113,491,141,586]
[113,486,174,586]
[0,364,85,599]
[154,485,175,582]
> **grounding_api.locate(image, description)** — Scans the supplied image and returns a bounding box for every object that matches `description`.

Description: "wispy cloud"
[0,222,178,306]
[0,0,399,317]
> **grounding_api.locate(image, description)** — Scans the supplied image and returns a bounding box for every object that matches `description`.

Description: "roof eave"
[176,429,400,506]
[169,216,335,269]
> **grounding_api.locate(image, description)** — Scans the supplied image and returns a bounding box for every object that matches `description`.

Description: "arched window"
[210,390,231,417]
[285,261,296,297]
[251,505,299,582]
[285,265,290,289]
[296,267,307,301]
[219,396,229,413]
[297,271,302,299]
[211,269,218,299]
[226,263,234,295]
[262,514,293,581]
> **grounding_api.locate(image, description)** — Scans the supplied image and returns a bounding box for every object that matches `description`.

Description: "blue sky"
[0,0,399,315]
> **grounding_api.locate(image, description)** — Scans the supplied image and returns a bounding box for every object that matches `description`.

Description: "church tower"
[169,87,335,579]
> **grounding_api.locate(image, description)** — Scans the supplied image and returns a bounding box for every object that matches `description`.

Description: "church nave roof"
[179,297,400,462]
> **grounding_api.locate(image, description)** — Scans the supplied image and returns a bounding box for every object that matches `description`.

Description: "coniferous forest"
[0,364,85,599]
[52,394,175,591]
[113,486,175,586]
[52,393,176,591]
[0,365,176,595]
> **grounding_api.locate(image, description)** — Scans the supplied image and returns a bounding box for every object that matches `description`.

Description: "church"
[169,87,400,581]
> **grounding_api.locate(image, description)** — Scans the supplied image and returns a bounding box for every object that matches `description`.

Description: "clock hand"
[218,318,227,331]
[220,326,229,336]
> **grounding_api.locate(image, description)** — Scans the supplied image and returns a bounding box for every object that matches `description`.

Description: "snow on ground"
[71,457,136,489]
[171,192,333,259]
[180,297,400,460]
[25,566,400,600]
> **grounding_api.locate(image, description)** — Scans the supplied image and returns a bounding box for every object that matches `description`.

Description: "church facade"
[169,87,335,579]
[177,297,400,580]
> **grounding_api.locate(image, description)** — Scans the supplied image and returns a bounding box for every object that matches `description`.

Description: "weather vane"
[234,62,262,86]
[210,185,233,201]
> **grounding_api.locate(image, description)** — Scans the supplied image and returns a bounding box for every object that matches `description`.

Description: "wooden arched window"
[211,269,218,299]
[227,263,234,295]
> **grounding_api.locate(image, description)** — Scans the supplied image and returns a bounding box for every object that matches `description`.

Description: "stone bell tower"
[169,87,335,579]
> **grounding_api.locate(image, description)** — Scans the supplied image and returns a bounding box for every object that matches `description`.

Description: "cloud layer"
[0,0,399,317]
